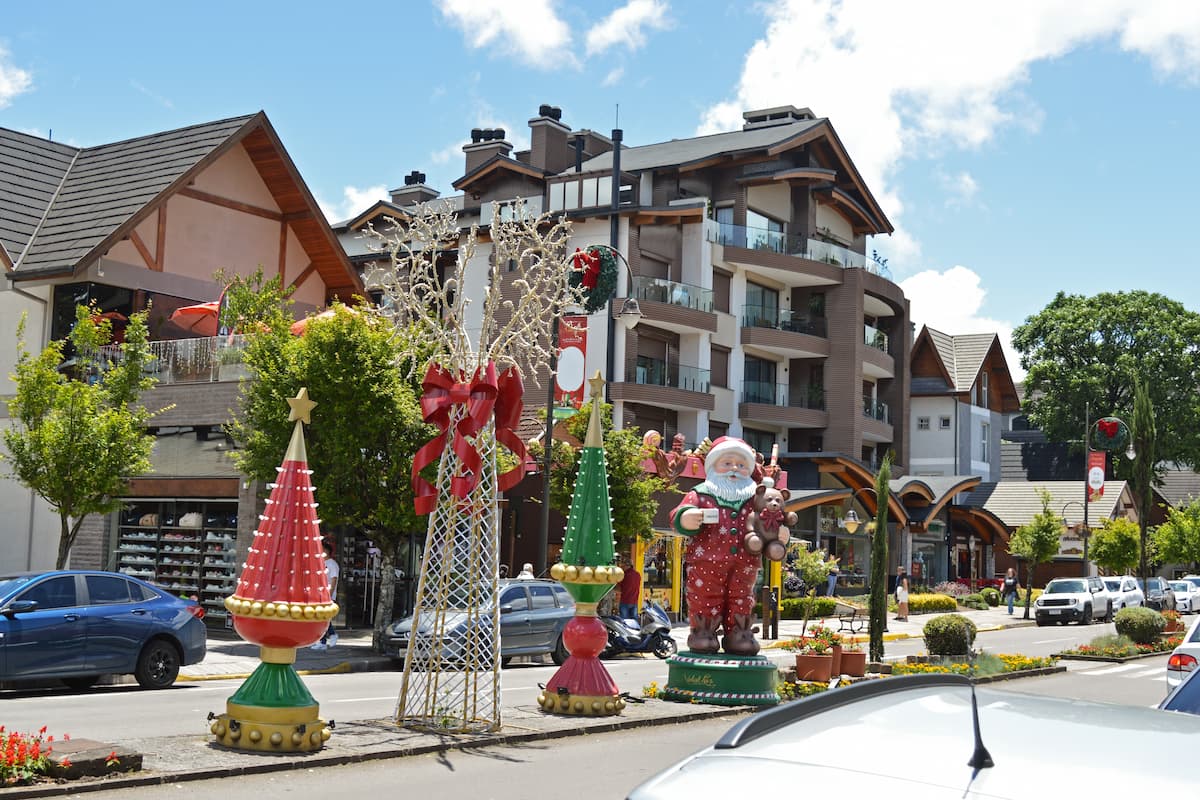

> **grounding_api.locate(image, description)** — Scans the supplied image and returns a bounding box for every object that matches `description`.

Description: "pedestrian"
[1003,567,1019,615]
[517,562,535,579]
[498,564,509,579]
[825,556,839,597]
[618,557,642,620]
[895,568,909,622]
[311,539,339,650]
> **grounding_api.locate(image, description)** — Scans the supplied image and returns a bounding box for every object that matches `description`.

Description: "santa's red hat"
[704,436,755,475]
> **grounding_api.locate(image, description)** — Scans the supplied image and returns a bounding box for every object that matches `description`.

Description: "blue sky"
[4,1,1200,378]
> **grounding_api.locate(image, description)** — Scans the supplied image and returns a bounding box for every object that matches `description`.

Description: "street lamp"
[1081,404,1136,580]
[536,244,641,576]
[1061,500,1088,577]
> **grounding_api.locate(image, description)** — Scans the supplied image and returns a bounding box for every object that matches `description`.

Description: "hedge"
[909,593,958,614]
[923,613,978,655]
[980,587,1001,607]
[1113,606,1165,645]
[960,593,989,611]
[778,596,839,619]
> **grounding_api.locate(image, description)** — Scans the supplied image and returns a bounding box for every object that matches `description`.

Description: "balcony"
[705,220,894,283]
[609,356,714,411]
[98,335,249,385]
[738,381,828,427]
[739,305,829,359]
[546,170,637,212]
[861,323,894,379]
[861,396,893,444]
[863,397,890,424]
[632,276,718,334]
[864,323,889,352]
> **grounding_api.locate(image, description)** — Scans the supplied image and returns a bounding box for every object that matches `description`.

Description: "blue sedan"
[0,570,207,689]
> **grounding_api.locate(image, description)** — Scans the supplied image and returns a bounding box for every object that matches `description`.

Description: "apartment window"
[710,346,730,388]
[709,420,729,440]
[981,422,990,461]
[939,416,952,430]
[743,356,778,403]
[917,417,930,431]
[979,372,990,408]
[712,270,731,313]
[743,427,775,455]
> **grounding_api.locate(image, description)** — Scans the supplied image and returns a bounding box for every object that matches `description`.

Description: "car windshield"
[1138,579,1164,591]
[1172,582,1190,593]
[1046,579,1087,594]
[0,575,35,600]
[1104,579,1121,591]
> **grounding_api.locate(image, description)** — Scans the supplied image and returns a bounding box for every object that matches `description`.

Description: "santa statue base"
[660,651,779,707]
[210,649,332,752]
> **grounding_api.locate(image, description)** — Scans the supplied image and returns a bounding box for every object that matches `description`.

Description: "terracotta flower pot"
[794,653,833,682]
[840,650,867,677]
[829,644,842,675]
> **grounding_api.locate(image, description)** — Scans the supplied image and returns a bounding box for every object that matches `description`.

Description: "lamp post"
[838,466,892,664]
[1061,500,1088,577]
[1083,406,1136,580]
[537,244,642,577]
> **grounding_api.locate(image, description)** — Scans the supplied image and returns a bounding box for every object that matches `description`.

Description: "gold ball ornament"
[579,566,594,582]
[310,731,322,746]
[250,601,262,616]
[263,603,276,617]
[290,604,303,619]
[592,700,603,714]
[302,605,315,619]
[211,722,223,736]
[605,700,616,713]
[248,729,262,743]
[292,732,303,746]
[593,566,609,582]
[270,732,283,747]
[549,563,566,581]
[564,565,579,581]
[321,728,331,742]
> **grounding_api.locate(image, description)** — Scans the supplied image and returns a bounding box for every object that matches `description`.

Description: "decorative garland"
[569,246,619,314]
[1092,417,1129,451]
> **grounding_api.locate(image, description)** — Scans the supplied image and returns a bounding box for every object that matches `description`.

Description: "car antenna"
[966,647,994,775]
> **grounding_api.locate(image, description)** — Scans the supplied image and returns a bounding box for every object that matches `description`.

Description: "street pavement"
[6,605,1036,798]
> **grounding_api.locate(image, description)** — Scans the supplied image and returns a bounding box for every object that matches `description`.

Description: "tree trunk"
[1023,565,1034,619]
[56,514,72,569]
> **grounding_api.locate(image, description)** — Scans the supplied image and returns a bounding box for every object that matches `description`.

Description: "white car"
[1171,581,1198,614]
[1167,614,1200,691]
[1103,576,1145,613]
[1034,576,1112,626]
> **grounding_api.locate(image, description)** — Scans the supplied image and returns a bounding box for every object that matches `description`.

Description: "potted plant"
[839,639,867,677]
[1162,609,1183,634]
[809,624,843,675]
[793,638,834,682]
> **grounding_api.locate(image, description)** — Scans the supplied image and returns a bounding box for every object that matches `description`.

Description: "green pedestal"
[661,651,779,706]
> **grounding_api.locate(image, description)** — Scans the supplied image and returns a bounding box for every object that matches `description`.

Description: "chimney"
[742,105,816,131]
[389,170,439,206]
[463,127,513,174]
[529,104,572,172]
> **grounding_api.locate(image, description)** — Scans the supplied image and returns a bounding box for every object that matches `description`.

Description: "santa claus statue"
[670,436,764,656]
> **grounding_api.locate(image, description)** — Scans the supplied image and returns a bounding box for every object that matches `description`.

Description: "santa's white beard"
[702,471,758,504]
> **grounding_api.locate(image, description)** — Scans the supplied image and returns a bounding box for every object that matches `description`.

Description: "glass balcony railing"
[864,324,889,352]
[704,220,879,274]
[740,305,828,337]
[96,334,248,384]
[633,276,714,313]
[741,381,826,410]
[631,356,710,393]
[863,397,890,423]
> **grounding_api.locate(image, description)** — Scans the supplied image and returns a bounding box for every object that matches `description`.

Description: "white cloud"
[317,184,389,225]
[437,0,575,68]
[901,265,1023,379]
[601,66,625,87]
[938,170,980,208]
[0,47,33,109]
[585,0,671,57]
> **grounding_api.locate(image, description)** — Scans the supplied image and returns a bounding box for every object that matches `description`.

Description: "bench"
[836,609,865,634]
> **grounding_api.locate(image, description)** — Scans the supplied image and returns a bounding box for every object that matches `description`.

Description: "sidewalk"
[5,606,1034,798]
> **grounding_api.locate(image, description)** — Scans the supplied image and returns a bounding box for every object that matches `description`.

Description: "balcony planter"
[794,653,833,682]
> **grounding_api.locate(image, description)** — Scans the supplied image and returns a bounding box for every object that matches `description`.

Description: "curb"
[1052,650,1171,663]
[179,662,353,682]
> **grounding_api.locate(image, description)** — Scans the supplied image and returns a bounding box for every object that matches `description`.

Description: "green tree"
[1089,517,1142,575]
[537,400,673,549]
[213,266,295,334]
[1130,378,1157,589]
[1154,496,1200,571]
[1012,290,1200,473]
[1009,488,1063,619]
[868,454,891,663]
[3,307,160,567]
[227,304,432,648]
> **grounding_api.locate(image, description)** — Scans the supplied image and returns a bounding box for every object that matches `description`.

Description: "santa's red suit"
[670,486,759,655]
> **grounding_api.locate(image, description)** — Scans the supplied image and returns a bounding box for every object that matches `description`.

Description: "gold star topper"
[287,387,317,424]
[587,370,605,400]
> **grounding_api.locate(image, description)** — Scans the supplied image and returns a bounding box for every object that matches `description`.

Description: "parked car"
[0,570,207,689]
[1180,575,1200,593]
[384,578,575,667]
[1171,581,1198,614]
[1033,576,1111,626]
[1165,613,1200,691]
[628,674,1200,798]
[1102,576,1144,613]
[1137,577,1177,612]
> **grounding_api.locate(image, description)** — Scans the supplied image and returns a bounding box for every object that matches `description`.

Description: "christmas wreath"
[1092,417,1129,451]
[569,246,618,314]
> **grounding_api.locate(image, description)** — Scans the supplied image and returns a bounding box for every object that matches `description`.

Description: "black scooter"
[600,600,677,659]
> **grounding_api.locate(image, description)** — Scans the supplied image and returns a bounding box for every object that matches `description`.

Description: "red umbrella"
[290,307,359,336]
[169,302,221,336]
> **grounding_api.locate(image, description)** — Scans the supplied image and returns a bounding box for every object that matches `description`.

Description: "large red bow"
[1096,419,1119,438]
[572,247,600,289]
[411,362,526,515]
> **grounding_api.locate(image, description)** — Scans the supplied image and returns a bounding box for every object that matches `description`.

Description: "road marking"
[1032,638,1075,644]
[1079,663,1144,676]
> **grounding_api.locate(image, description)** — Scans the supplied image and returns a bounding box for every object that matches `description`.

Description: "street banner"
[1087,450,1106,501]
[555,315,587,409]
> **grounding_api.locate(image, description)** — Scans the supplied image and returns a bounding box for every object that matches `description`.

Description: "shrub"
[980,587,1001,607]
[960,593,988,611]
[933,581,972,597]
[909,593,958,614]
[779,596,838,620]
[923,613,978,655]
[1114,606,1165,644]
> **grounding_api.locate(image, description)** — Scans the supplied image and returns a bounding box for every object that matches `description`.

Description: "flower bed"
[892,652,1059,678]
[1057,634,1182,661]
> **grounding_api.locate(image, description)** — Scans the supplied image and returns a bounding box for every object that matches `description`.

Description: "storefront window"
[835,537,867,593]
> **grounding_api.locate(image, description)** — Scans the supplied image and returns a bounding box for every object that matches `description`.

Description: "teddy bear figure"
[743,481,797,562]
